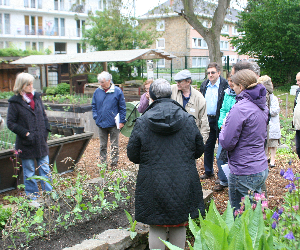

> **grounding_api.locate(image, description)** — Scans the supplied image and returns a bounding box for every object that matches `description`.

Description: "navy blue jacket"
[92,84,126,128]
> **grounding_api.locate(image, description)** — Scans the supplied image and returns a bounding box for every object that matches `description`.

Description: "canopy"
[10,49,176,65]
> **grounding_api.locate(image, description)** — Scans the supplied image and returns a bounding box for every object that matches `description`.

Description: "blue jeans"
[228,168,268,211]
[21,155,52,199]
[216,143,228,186]
[204,117,217,175]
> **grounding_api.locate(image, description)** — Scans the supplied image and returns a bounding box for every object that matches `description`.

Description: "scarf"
[22,92,35,110]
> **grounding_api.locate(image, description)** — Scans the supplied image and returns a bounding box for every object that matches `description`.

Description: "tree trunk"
[179,0,231,70]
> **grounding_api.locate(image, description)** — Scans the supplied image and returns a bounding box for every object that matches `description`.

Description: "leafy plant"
[56,83,70,95]
[46,86,57,95]
[0,91,14,99]
[0,205,12,230]
[124,209,137,240]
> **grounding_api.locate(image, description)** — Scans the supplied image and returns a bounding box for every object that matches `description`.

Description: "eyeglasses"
[207,71,217,75]
[176,80,186,84]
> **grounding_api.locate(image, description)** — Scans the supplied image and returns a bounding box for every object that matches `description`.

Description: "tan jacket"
[293,94,300,130]
[171,85,210,143]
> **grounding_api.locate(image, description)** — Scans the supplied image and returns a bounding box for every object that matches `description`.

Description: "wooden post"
[69,63,73,94]
[45,64,49,87]
[39,65,43,91]
[102,62,107,71]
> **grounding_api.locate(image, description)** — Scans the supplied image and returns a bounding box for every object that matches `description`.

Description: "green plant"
[0,205,12,230]
[162,198,273,250]
[56,83,70,95]
[124,209,137,240]
[0,91,14,99]
[46,86,57,95]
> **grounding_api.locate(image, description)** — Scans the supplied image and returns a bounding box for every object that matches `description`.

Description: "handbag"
[219,147,228,162]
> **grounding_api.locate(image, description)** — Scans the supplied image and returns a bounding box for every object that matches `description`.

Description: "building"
[0,0,113,54]
[139,0,250,70]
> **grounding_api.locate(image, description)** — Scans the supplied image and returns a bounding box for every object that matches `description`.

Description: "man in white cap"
[171,69,209,143]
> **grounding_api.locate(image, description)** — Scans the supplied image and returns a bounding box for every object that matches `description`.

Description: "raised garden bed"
[0,132,93,193]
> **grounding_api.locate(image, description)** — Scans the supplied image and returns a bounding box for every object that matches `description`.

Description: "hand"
[119,123,124,129]
[26,132,30,136]
[146,92,150,100]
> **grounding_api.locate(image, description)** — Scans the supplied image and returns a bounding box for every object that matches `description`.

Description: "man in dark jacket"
[200,62,228,179]
[127,78,205,250]
[92,71,126,168]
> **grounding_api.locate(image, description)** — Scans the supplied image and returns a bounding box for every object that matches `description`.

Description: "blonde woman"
[7,73,52,204]
[219,69,269,212]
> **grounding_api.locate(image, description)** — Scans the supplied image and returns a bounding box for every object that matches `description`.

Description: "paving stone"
[63,239,109,250]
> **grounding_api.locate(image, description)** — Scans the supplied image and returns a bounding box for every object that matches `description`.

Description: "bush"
[56,83,70,95]
[46,86,57,95]
[88,75,98,83]
[0,91,14,99]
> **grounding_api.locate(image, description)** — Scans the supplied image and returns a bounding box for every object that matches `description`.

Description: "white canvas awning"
[10,49,176,65]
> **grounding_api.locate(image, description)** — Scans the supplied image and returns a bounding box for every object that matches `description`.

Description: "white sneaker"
[28,201,41,208]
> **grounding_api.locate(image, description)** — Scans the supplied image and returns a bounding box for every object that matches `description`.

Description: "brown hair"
[143,79,153,89]
[207,62,221,72]
[231,69,258,89]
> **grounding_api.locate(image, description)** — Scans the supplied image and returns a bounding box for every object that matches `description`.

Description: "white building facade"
[0,0,109,54]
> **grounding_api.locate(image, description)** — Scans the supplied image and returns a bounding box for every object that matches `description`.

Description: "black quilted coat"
[127,98,205,225]
[7,92,50,159]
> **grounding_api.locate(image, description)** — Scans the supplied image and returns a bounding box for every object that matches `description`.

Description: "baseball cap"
[174,70,192,81]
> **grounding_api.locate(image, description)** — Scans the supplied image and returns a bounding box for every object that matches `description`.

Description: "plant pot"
[50,123,60,135]
[73,126,85,135]
[57,125,66,135]
[63,126,74,137]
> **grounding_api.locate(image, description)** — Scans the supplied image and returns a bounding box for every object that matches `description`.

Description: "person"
[92,71,126,168]
[137,79,153,113]
[127,79,205,250]
[219,69,269,212]
[199,62,228,179]
[293,72,300,158]
[171,69,209,143]
[231,60,260,78]
[7,72,52,203]
[258,75,281,167]
[214,75,236,191]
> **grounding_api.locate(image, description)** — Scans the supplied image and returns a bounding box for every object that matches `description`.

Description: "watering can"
[121,101,141,137]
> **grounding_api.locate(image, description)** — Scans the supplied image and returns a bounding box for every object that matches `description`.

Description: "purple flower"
[272,221,277,229]
[272,211,280,220]
[284,231,295,240]
[280,169,285,176]
[285,183,296,191]
[296,177,300,180]
[283,168,294,181]
[278,208,284,215]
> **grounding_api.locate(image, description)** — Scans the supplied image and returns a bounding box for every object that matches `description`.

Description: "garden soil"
[0,134,299,249]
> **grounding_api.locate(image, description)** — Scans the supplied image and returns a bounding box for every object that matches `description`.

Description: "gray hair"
[13,72,35,94]
[151,78,171,98]
[97,71,112,81]
[233,61,260,76]
[250,62,260,76]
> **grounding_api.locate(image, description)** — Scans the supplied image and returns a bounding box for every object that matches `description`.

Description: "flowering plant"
[268,167,299,249]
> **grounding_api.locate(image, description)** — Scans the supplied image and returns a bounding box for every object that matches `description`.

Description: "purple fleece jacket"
[219,84,269,175]
[137,93,149,113]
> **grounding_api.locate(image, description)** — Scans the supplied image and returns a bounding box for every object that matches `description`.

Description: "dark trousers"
[296,130,300,159]
[204,117,217,176]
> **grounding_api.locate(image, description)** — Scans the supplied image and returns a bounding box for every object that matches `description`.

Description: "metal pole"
[171,59,173,82]
[185,56,187,69]
[157,61,158,79]
[286,93,288,118]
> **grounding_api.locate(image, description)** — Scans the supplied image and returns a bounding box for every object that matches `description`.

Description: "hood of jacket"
[236,84,266,110]
[142,98,190,135]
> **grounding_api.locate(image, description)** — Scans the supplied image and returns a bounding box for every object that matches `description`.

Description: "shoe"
[215,179,220,184]
[200,173,214,180]
[213,184,227,192]
[28,201,41,208]
[268,158,270,163]
[270,164,276,168]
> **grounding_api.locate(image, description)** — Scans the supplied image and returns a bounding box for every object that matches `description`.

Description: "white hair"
[151,78,171,98]
[97,71,112,81]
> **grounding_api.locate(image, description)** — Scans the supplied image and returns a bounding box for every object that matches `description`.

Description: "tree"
[174,0,231,69]
[230,0,300,85]
[82,4,157,84]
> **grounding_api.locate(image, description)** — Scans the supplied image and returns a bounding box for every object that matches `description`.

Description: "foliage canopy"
[231,0,300,86]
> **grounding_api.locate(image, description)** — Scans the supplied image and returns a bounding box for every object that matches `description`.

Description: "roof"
[10,49,176,65]
[139,0,240,23]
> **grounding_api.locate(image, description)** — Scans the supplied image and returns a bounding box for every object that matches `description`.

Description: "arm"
[137,93,149,113]
[127,119,142,163]
[198,103,209,144]
[190,116,205,159]
[218,94,231,129]
[118,90,127,124]
[91,91,98,120]
[270,95,280,117]
[7,103,29,139]
[41,99,51,132]
[219,107,243,151]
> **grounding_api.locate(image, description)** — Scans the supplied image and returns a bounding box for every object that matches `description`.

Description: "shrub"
[46,86,57,95]
[0,91,14,99]
[56,83,70,95]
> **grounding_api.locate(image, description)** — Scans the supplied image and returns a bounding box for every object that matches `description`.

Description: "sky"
[129,0,164,17]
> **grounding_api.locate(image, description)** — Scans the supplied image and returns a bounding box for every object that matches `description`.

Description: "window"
[156,38,165,49]
[192,38,207,48]
[24,0,29,7]
[38,0,42,8]
[220,40,229,50]
[221,24,229,34]
[55,42,66,54]
[25,41,43,51]
[32,42,37,50]
[156,20,165,31]
[0,0,9,5]
[0,42,3,49]
[38,42,44,52]
[192,57,208,68]
[98,0,103,9]
[4,14,10,34]
[0,41,11,48]
[76,19,80,37]
[54,18,59,35]
[232,26,238,35]
[60,0,64,10]
[25,15,36,35]
[25,41,30,50]
[31,0,35,8]
[54,0,58,10]
[98,0,111,10]
[157,59,165,68]
[60,18,65,36]
[24,0,38,8]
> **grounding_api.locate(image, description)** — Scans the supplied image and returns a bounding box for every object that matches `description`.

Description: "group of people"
[126,61,283,249]
[6,61,286,249]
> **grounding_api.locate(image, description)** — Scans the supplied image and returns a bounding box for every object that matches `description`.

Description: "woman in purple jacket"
[219,69,269,212]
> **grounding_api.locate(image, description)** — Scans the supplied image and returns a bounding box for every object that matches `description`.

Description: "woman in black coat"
[7,73,52,203]
[127,79,205,250]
